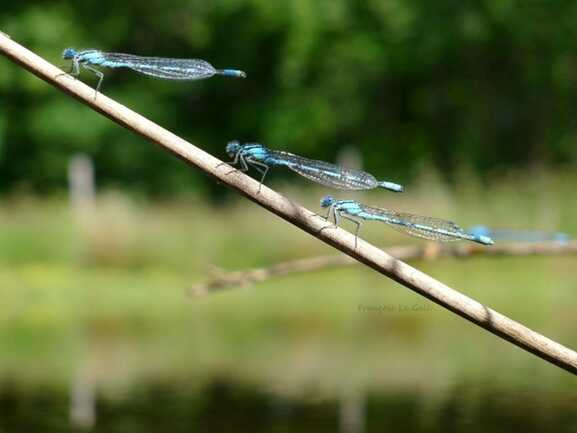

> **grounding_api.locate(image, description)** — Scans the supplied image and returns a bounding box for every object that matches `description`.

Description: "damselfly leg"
[82,64,104,99]
[245,158,269,193]
[339,213,362,249]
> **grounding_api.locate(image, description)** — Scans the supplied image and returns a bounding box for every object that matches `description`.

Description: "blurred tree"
[1,0,577,197]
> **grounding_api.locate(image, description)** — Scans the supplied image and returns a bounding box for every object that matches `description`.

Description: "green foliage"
[1,1,577,196]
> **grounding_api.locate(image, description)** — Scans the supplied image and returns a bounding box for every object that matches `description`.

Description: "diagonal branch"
[1,33,576,375]
[190,241,577,295]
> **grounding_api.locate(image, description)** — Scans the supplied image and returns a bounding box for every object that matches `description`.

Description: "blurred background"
[0,1,576,432]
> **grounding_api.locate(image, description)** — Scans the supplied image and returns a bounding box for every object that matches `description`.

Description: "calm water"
[1,379,576,432]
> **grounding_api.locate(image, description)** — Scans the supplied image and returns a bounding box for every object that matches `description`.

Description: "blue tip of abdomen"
[468,225,490,237]
[378,181,404,193]
[218,69,247,78]
[474,235,494,246]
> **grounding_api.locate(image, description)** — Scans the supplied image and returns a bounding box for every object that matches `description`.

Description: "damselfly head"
[320,195,335,208]
[62,48,77,59]
[226,140,241,157]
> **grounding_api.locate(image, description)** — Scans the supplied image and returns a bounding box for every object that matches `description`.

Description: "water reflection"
[0,379,575,433]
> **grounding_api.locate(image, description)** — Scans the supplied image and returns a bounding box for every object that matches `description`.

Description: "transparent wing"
[102,53,216,80]
[271,151,378,190]
[359,205,468,242]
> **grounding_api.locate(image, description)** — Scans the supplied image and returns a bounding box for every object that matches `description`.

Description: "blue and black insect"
[225,141,404,193]
[61,48,246,95]
[320,196,494,247]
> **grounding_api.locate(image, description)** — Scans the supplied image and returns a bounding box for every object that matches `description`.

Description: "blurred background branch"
[190,240,577,295]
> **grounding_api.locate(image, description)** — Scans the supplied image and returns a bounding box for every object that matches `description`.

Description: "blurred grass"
[0,170,576,398]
